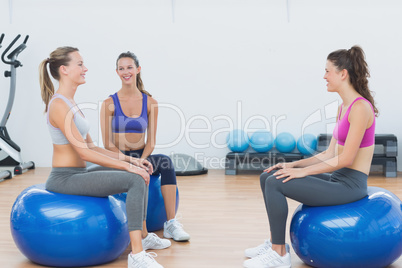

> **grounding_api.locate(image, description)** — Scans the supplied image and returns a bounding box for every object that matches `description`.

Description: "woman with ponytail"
[100,52,190,244]
[40,47,164,268]
[244,46,377,268]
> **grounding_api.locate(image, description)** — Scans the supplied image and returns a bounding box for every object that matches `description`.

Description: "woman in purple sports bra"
[100,52,190,248]
[243,46,378,268]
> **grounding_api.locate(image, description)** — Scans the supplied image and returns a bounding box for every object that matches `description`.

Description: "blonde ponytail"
[39,59,54,112]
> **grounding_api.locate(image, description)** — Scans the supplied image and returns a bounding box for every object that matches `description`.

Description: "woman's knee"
[127,173,146,190]
[154,154,174,171]
[264,175,283,193]
[260,171,275,190]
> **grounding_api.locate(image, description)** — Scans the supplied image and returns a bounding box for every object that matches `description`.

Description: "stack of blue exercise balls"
[226,129,317,155]
[290,186,402,268]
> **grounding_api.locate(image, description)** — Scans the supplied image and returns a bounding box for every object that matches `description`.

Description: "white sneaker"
[128,251,163,268]
[245,240,290,258]
[142,233,171,251]
[243,248,291,268]
[163,218,190,241]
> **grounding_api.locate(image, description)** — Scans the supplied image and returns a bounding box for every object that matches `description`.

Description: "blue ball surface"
[10,184,129,267]
[227,129,249,152]
[290,187,402,268]
[146,175,179,231]
[297,134,317,155]
[249,130,274,153]
[275,132,296,153]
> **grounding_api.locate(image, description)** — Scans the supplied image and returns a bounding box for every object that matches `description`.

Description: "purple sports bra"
[110,92,148,133]
[332,97,375,148]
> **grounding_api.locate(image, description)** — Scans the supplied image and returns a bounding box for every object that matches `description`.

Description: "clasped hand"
[130,158,154,174]
[127,158,154,185]
[264,162,307,183]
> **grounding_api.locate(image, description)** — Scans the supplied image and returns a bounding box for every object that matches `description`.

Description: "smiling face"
[116,57,141,86]
[61,51,88,85]
[323,60,343,92]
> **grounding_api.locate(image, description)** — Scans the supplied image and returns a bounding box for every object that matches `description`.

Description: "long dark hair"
[116,51,152,97]
[327,45,378,116]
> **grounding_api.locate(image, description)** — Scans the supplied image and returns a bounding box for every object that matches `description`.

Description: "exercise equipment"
[249,130,274,153]
[296,134,317,155]
[275,132,296,153]
[225,151,302,175]
[0,34,34,174]
[147,174,179,231]
[227,129,249,152]
[290,186,402,268]
[171,153,208,176]
[0,33,13,181]
[10,184,130,267]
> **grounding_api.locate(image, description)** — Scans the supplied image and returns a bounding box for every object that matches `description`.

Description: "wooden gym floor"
[1,168,402,268]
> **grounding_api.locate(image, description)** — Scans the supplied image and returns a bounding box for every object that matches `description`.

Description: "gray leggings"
[46,165,149,232]
[260,168,368,244]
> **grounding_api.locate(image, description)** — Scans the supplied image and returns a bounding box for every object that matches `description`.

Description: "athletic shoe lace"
[256,243,269,255]
[258,249,286,266]
[147,233,164,246]
[131,252,158,268]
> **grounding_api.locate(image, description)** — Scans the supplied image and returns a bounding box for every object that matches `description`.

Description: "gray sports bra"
[47,94,90,145]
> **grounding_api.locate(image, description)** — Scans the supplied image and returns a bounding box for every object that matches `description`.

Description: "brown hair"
[116,51,152,97]
[327,45,378,116]
[39,46,79,112]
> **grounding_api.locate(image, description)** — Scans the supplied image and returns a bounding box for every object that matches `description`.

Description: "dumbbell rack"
[317,134,398,177]
[225,151,303,175]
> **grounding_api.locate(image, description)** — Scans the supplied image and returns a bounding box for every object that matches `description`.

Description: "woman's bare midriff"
[335,144,374,175]
[52,144,86,168]
[113,132,146,151]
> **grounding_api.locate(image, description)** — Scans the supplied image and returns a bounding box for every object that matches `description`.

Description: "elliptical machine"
[0,34,34,176]
[0,33,12,181]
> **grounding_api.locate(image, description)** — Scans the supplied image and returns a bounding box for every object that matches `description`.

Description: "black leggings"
[123,149,177,186]
[260,168,368,244]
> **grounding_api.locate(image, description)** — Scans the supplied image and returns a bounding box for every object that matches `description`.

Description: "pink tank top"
[333,97,375,148]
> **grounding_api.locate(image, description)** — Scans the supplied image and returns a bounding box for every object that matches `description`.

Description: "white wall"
[1,0,401,170]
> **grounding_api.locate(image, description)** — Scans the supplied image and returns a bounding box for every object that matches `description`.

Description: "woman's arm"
[303,101,372,175]
[141,97,158,159]
[87,134,153,173]
[100,97,120,153]
[275,100,372,182]
[264,139,336,173]
[50,99,150,181]
[291,137,337,168]
[265,105,340,173]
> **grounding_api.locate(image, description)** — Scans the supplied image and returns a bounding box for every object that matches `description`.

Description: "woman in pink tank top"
[244,46,379,268]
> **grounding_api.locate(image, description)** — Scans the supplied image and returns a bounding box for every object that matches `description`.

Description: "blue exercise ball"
[290,187,402,268]
[275,132,296,153]
[10,184,130,267]
[249,130,274,153]
[297,134,317,155]
[117,175,179,232]
[227,129,249,153]
[147,175,179,231]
